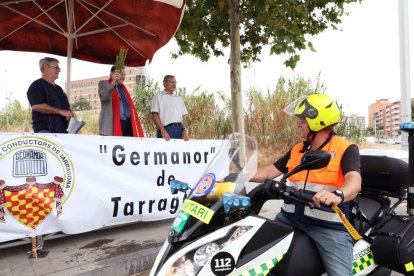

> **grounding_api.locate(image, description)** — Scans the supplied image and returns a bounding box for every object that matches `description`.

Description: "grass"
[75,110,99,135]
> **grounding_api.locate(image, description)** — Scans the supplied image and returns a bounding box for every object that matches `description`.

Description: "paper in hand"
[67,117,85,134]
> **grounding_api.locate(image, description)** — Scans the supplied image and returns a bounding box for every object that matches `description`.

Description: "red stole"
[109,78,144,137]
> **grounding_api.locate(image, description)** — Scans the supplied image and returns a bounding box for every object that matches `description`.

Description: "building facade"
[368,99,390,129]
[372,100,401,138]
[67,67,145,111]
[347,114,366,130]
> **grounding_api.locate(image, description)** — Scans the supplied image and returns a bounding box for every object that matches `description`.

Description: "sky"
[0,0,412,121]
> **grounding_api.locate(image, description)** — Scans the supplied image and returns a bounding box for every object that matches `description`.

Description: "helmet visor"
[283,95,307,116]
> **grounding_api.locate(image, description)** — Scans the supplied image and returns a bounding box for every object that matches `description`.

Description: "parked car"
[385,139,396,145]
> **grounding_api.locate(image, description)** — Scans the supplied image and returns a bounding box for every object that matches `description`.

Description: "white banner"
[0,133,226,243]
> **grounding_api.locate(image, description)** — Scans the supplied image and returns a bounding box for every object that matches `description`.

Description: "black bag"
[360,155,408,197]
[371,215,414,275]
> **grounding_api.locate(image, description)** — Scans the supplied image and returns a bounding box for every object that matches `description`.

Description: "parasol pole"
[66,38,72,98]
[66,0,74,98]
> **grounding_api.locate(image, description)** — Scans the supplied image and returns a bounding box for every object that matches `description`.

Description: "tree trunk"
[227,0,246,169]
[227,0,244,135]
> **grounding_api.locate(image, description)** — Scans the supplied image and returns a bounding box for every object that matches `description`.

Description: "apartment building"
[372,100,401,138]
[67,67,145,111]
[368,99,390,129]
[346,114,366,130]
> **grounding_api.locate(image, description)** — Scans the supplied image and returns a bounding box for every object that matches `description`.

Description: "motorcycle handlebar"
[263,179,316,205]
[291,189,315,203]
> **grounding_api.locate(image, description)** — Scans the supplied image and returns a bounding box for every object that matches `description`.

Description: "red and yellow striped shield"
[5,184,56,229]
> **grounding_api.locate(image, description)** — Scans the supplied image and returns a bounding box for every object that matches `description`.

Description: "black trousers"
[121,118,133,137]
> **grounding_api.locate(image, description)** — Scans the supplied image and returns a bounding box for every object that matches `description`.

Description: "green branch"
[115,47,128,71]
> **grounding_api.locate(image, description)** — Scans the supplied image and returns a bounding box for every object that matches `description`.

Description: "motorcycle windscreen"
[169,134,258,242]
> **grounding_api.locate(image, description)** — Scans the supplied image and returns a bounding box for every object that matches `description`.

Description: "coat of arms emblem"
[0,137,74,230]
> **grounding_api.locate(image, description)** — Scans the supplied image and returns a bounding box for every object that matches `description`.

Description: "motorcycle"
[150,133,408,276]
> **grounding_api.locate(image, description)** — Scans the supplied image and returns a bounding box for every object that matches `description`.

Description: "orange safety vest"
[283,135,353,231]
[287,135,352,188]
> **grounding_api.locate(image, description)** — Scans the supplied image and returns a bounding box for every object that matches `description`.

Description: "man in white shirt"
[150,75,189,141]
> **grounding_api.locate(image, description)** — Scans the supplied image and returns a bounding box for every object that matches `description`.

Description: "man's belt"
[165,122,182,127]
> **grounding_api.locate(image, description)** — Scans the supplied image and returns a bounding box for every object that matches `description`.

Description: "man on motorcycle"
[252,94,361,276]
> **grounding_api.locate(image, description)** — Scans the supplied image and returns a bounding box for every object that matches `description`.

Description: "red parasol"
[0,0,185,93]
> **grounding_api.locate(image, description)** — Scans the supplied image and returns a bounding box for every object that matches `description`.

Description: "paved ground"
[0,219,173,276]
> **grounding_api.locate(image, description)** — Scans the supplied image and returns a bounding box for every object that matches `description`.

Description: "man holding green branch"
[98,48,144,137]
[98,66,144,137]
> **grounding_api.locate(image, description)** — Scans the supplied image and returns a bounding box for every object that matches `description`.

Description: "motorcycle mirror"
[284,150,331,179]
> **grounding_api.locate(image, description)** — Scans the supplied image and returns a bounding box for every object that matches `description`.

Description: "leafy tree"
[182,87,233,139]
[366,126,373,136]
[71,96,91,111]
[174,0,360,132]
[133,78,161,137]
[336,118,365,143]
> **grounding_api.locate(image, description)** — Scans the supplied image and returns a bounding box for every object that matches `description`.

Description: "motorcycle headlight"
[193,242,221,266]
[166,257,195,276]
[228,226,252,243]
